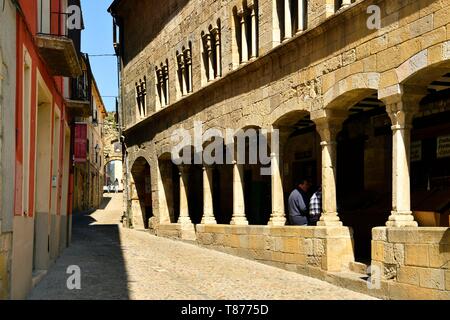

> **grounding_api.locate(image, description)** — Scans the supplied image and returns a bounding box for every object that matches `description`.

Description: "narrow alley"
[28,194,374,300]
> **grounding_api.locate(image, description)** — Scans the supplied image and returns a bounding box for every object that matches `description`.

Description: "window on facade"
[176,42,193,96]
[135,76,147,118]
[234,1,258,64]
[201,21,222,83]
[275,0,308,43]
[155,61,169,108]
[37,0,51,34]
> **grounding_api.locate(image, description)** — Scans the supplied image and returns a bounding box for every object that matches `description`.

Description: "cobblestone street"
[28,194,375,300]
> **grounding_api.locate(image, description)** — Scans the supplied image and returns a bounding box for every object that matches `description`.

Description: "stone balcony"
[35,34,82,78]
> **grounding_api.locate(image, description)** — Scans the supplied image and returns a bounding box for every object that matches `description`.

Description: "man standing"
[288,178,312,226]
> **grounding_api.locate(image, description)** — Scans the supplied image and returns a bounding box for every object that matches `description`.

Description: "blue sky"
[80,0,117,112]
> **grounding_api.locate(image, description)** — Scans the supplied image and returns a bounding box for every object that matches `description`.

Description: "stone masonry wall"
[372,227,450,299]
[0,232,12,299]
[195,225,355,273]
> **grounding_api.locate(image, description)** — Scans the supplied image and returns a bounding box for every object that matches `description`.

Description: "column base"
[201,216,217,225]
[177,216,193,225]
[386,211,418,227]
[317,213,343,227]
[230,216,248,225]
[268,215,286,226]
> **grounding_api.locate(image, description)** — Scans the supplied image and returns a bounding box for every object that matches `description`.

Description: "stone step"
[31,270,47,288]
[349,261,369,275]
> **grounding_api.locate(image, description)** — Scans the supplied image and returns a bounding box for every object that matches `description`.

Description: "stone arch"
[396,41,450,87]
[130,156,152,229]
[157,152,179,224]
[322,72,380,110]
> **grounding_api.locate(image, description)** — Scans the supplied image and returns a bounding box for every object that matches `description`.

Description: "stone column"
[201,165,217,224]
[205,34,215,81]
[184,48,193,93]
[177,165,192,225]
[269,128,289,226]
[239,11,248,63]
[163,64,169,106]
[212,28,222,78]
[340,0,352,9]
[314,116,346,226]
[283,0,292,41]
[297,0,306,33]
[177,53,185,95]
[249,4,257,60]
[382,92,423,227]
[231,161,248,225]
[272,0,281,46]
[269,151,285,226]
[156,68,164,106]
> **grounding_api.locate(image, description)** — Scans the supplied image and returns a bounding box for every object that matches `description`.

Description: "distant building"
[72,56,107,212]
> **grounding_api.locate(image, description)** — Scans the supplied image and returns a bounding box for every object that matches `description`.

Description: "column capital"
[202,163,215,170]
[381,86,426,130]
[178,165,189,175]
[311,110,348,142]
[378,84,427,105]
[248,2,256,14]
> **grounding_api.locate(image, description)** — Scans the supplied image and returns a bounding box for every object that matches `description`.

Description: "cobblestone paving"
[28,194,376,300]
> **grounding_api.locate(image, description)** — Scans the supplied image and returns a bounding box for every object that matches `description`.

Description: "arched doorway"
[130,157,152,229]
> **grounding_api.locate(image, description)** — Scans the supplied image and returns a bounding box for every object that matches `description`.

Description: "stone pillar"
[314,116,346,226]
[156,68,164,106]
[269,127,289,226]
[177,165,192,225]
[382,92,423,227]
[249,4,257,60]
[269,151,285,226]
[297,0,306,33]
[212,28,221,78]
[239,11,248,63]
[201,165,217,224]
[340,0,352,9]
[184,48,193,93]
[163,64,169,106]
[283,0,292,40]
[272,0,281,46]
[177,53,185,95]
[205,34,215,81]
[231,161,248,225]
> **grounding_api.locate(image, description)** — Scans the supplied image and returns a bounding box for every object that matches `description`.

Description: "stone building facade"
[109,0,450,299]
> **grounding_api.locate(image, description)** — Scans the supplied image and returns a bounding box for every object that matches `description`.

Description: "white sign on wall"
[437,135,450,158]
[411,141,422,162]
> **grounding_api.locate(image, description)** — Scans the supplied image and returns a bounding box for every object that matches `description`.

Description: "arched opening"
[334,92,391,262]
[272,110,320,225]
[158,153,179,223]
[130,157,152,229]
[237,126,272,225]
[104,159,123,192]
[204,137,233,224]
[406,67,450,228]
